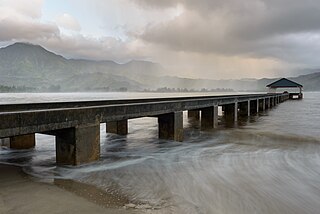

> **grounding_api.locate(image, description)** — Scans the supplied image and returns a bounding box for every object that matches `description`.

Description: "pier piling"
[188,110,200,120]
[106,120,128,135]
[10,134,35,149]
[158,112,184,142]
[200,106,218,130]
[55,123,100,165]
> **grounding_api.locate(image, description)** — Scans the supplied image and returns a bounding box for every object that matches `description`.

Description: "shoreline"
[0,164,138,214]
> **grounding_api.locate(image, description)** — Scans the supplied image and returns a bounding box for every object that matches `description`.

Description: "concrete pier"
[200,106,218,130]
[55,123,100,165]
[158,112,183,142]
[10,134,35,149]
[0,93,290,165]
[106,120,128,135]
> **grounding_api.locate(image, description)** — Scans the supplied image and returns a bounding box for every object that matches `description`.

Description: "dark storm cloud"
[134,0,320,65]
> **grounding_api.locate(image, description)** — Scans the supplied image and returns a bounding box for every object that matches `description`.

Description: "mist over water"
[1,92,320,213]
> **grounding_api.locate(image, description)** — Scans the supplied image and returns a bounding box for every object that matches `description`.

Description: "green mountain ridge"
[0,43,163,91]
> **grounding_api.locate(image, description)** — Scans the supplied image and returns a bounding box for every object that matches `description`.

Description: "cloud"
[0,0,140,62]
[0,0,43,18]
[0,17,59,41]
[134,0,320,65]
[55,13,81,31]
[0,0,59,41]
[1,0,319,79]
[38,35,146,62]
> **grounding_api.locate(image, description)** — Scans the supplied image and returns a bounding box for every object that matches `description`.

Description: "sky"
[0,0,320,79]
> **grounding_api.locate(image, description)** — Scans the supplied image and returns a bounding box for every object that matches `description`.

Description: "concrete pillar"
[158,111,183,142]
[264,98,268,109]
[256,99,260,113]
[188,109,200,120]
[250,100,258,114]
[259,99,266,111]
[200,106,218,130]
[239,101,250,116]
[224,102,238,122]
[10,134,35,149]
[0,138,10,147]
[55,123,100,165]
[267,98,271,109]
[106,120,128,135]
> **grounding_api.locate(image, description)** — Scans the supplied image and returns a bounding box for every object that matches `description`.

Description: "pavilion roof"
[266,78,303,88]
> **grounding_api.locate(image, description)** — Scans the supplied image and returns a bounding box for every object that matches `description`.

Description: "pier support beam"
[224,102,238,122]
[239,101,250,116]
[106,120,128,135]
[188,109,200,120]
[10,134,35,149]
[158,112,183,142]
[55,123,100,165]
[200,106,218,130]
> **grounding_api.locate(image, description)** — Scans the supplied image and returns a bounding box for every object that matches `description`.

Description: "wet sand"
[0,164,137,214]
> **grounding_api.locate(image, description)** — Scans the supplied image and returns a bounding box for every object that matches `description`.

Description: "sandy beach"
[0,164,137,214]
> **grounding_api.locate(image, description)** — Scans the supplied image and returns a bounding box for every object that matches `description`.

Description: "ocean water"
[1,92,320,213]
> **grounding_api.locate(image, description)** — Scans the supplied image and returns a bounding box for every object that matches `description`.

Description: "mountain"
[0,43,164,91]
[291,72,320,91]
[1,42,320,92]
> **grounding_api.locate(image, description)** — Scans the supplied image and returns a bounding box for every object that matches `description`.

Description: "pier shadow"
[53,178,131,209]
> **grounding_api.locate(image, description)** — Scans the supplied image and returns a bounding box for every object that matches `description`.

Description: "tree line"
[144,87,234,92]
